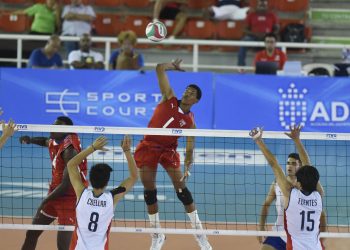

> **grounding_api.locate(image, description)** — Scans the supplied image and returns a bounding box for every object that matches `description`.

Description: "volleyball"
[145,21,167,42]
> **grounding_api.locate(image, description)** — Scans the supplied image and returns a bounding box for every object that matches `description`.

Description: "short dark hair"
[187,84,202,100]
[296,165,320,193]
[264,32,277,41]
[57,116,73,125]
[89,163,113,189]
[288,153,301,165]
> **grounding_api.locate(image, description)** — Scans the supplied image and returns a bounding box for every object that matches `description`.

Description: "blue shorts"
[263,236,286,250]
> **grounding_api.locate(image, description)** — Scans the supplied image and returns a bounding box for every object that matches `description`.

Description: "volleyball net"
[0,124,349,238]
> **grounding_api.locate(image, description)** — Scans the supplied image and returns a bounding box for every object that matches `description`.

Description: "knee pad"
[176,187,193,206]
[144,189,157,205]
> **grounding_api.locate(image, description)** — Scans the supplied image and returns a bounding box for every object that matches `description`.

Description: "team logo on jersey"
[278,83,308,130]
[179,119,186,127]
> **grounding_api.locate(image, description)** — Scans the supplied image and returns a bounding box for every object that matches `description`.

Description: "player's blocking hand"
[121,135,131,152]
[2,119,17,138]
[249,127,263,141]
[92,136,108,151]
[285,124,302,140]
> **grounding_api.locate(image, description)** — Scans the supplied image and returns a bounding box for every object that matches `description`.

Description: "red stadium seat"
[187,0,216,9]
[275,0,309,12]
[94,13,123,36]
[122,0,150,8]
[0,13,30,33]
[93,0,123,7]
[160,19,176,37]
[123,15,151,37]
[185,19,215,39]
[62,0,91,4]
[3,0,29,3]
[249,0,277,10]
[216,20,244,40]
[216,20,245,51]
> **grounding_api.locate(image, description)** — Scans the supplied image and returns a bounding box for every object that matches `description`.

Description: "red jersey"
[246,11,278,34]
[254,49,287,69]
[48,134,88,197]
[144,97,195,147]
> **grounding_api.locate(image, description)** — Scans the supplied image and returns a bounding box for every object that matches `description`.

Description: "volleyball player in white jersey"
[251,125,325,250]
[258,153,301,250]
[67,135,138,250]
[258,125,326,250]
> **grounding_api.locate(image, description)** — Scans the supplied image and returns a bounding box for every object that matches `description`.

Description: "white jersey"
[272,182,287,242]
[71,189,114,250]
[285,188,323,250]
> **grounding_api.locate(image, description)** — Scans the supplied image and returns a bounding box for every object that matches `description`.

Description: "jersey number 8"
[88,212,99,232]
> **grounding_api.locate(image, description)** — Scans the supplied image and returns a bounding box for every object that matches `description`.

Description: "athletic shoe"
[195,234,212,250]
[150,233,166,250]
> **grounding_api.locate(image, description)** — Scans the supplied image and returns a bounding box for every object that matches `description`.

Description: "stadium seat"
[249,0,277,10]
[185,19,215,39]
[93,0,123,7]
[187,0,216,9]
[3,0,29,3]
[94,13,123,36]
[216,20,244,40]
[280,19,311,42]
[123,15,151,37]
[122,0,150,8]
[62,0,91,4]
[216,20,245,51]
[0,13,30,33]
[275,0,309,12]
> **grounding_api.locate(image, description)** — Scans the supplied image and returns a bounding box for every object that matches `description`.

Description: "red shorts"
[41,196,76,225]
[134,141,180,169]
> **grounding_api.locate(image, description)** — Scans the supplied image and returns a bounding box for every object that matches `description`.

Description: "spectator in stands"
[152,0,188,39]
[237,0,279,67]
[14,0,61,35]
[68,33,104,70]
[28,34,63,69]
[205,0,249,21]
[109,31,144,70]
[61,0,96,56]
[254,33,287,70]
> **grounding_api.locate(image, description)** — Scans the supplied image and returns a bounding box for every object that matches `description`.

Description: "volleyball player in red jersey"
[20,116,88,250]
[134,59,212,250]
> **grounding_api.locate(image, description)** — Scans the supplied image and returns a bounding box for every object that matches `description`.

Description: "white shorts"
[212,5,249,21]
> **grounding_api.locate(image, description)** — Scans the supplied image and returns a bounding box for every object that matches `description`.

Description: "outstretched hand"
[121,135,131,152]
[285,124,302,140]
[1,119,17,138]
[249,127,263,141]
[171,59,185,72]
[92,136,109,151]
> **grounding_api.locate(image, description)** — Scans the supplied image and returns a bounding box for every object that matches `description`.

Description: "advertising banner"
[0,68,214,128]
[215,74,350,132]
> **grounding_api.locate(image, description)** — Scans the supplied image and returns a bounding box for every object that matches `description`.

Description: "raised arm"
[112,135,138,207]
[0,119,16,149]
[19,135,49,147]
[285,124,310,165]
[285,124,325,196]
[67,136,108,200]
[258,183,276,243]
[155,59,184,102]
[250,127,292,205]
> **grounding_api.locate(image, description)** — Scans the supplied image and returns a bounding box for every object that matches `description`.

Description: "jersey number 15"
[300,210,315,231]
